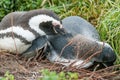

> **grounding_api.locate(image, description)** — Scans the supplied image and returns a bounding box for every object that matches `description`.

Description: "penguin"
[62,16,100,41]
[22,16,116,68]
[0,9,65,57]
[45,16,116,69]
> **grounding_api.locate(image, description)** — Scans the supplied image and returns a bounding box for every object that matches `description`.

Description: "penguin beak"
[53,27,58,34]
[59,25,63,29]
[52,22,66,34]
[54,25,66,34]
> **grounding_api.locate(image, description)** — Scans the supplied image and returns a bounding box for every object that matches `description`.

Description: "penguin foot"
[19,50,37,60]
[19,47,47,61]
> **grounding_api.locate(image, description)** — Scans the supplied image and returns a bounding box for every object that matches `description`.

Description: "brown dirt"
[0,51,120,80]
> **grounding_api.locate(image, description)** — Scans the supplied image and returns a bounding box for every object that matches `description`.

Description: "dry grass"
[0,52,120,80]
[0,0,120,80]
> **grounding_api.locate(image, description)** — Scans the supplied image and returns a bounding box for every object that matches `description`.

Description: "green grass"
[0,0,120,63]
[97,8,120,64]
[0,0,120,64]
[0,71,14,80]
[40,0,120,64]
[0,0,120,79]
[0,0,120,62]
[40,69,78,80]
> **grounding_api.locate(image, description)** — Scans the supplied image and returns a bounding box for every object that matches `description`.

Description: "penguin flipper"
[20,36,48,58]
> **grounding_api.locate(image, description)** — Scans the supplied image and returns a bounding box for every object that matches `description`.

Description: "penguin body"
[19,16,116,68]
[47,33,116,68]
[0,9,64,54]
[47,34,100,68]
[46,16,116,68]
[62,16,100,40]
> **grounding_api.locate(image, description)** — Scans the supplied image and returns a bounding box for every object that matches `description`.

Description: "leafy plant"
[0,0,120,80]
[39,69,78,80]
[0,71,14,80]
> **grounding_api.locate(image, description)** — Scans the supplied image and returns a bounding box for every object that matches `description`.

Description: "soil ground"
[0,51,120,80]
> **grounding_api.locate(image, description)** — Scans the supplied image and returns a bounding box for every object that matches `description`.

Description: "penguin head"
[39,19,65,35]
[28,9,65,36]
[93,42,116,67]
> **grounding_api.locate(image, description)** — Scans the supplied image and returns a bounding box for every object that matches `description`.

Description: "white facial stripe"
[0,37,31,53]
[28,14,61,35]
[98,41,113,50]
[0,26,35,41]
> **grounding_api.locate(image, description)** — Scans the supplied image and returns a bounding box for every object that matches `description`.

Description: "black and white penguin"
[46,16,116,69]
[0,9,65,57]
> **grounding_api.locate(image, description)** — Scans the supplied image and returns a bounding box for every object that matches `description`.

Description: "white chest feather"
[0,37,31,53]
[0,26,36,53]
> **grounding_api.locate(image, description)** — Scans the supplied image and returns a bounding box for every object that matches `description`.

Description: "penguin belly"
[0,37,31,53]
[0,26,36,54]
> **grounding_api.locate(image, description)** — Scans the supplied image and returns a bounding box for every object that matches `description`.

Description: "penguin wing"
[20,36,48,58]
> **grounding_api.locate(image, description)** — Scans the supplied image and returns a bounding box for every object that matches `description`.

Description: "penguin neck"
[28,14,60,36]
